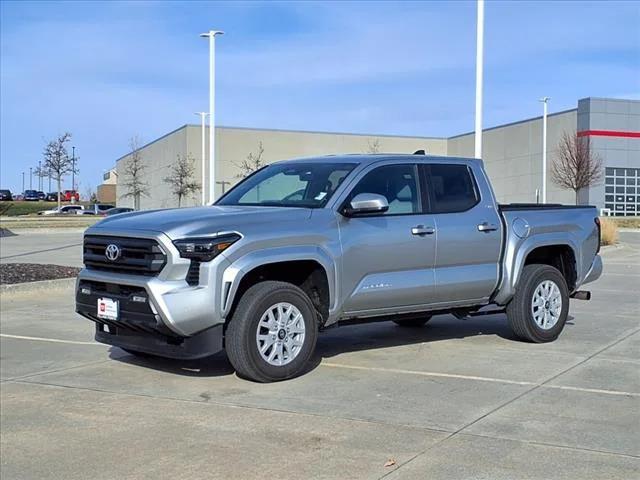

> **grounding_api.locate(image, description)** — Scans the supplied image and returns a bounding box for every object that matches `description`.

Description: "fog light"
[81,287,91,295]
[132,295,147,303]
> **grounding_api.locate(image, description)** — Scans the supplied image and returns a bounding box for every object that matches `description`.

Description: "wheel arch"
[221,246,337,326]
[495,233,580,305]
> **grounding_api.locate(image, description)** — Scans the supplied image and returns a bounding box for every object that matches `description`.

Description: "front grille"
[84,235,166,276]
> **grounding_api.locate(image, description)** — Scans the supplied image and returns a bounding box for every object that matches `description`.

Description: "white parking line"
[0,334,101,346]
[3,334,637,398]
[321,362,640,397]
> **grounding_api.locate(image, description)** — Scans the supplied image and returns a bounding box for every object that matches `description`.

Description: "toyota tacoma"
[76,154,602,382]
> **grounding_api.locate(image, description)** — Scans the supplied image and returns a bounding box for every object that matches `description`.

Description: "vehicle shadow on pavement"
[107,312,575,379]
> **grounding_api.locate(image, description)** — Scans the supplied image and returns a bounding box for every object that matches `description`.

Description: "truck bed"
[499,203,596,211]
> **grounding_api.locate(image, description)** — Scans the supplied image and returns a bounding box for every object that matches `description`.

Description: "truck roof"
[274,153,482,167]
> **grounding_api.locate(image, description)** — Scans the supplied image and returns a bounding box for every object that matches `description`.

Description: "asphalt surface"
[0,232,639,479]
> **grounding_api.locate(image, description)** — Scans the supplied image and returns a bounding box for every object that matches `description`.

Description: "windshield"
[217,162,356,208]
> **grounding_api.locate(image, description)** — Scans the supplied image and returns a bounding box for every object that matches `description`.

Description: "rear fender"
[494,232,580,305]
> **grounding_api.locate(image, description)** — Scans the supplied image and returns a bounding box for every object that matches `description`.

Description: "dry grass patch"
[600,217,618,246]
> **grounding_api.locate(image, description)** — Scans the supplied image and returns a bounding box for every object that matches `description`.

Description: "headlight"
[173,234,241,262]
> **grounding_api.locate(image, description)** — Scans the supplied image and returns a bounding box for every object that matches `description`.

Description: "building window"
[605,167,640,216]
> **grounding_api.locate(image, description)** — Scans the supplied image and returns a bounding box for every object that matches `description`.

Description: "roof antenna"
[413,149,426,155]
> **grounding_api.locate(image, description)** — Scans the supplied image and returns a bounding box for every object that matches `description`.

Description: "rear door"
[422,163,502,304]
[338,162,437,314]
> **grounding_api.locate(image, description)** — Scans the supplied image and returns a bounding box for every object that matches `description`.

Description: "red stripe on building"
[577,130,640,138]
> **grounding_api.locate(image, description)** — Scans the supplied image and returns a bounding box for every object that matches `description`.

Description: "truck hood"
[88,205,312,239]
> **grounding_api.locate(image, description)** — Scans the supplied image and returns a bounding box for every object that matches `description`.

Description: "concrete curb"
[1,277,76,295]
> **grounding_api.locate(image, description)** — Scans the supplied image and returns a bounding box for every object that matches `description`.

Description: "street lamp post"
[22,172,24,193]
[195,112,209,205]
[72,146,76,190]
[474,0,484,159]
[539,97,550,203]
[29,167,33,189]
[38,161,42,190]
[200,30,224,203]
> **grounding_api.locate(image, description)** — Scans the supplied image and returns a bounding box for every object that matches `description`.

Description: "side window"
[347,164,420,215]
[427,164,479,213]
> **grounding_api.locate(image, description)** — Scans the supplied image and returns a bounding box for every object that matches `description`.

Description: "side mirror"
[344,193,389,217]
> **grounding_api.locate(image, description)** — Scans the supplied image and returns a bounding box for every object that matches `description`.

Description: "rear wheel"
[393,315,432,327]
[225,281,318,382]
[506,264,569,343]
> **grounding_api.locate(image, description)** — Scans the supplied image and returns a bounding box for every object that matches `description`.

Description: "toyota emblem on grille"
[105,244,121,261]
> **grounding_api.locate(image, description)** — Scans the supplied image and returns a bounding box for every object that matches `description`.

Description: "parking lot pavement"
[0,231,83,267]
[1,234,639,479]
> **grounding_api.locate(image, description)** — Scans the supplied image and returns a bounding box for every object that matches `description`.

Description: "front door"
[338,163,436,315]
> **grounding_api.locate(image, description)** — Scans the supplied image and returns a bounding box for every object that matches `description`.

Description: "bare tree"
[120,136,149,210]
[551,132,603,204]
[235,141,266,178]
[366,138,381,154]
[43,132,77,209]
[164,154,200,207]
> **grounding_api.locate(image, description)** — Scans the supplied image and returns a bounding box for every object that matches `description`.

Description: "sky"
[1,0,639,194]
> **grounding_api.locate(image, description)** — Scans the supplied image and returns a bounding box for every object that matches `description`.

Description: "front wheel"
[506,264,569,343]
[225,281,318,382]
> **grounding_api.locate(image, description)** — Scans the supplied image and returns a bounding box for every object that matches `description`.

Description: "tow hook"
[571,291,591,300]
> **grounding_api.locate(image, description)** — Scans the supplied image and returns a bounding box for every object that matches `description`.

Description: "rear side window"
[426,164,479,213]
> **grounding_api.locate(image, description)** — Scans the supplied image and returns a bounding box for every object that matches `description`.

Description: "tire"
[393,315,432,327]
[225,281,318,382]
[506,264,569,343]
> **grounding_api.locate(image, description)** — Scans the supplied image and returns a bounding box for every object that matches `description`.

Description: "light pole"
[38,161,42,190]
[216,180,231,194]
[539,97,550,203]
[195,112,209,205]
[29,167,33,189]
[474,0,484,159]
[22,171,24,193]
[200,30,224,203]
[71,146,76,191]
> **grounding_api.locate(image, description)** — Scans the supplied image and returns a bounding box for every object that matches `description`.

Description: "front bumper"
[75,228,234,358]
[76,279,224,359]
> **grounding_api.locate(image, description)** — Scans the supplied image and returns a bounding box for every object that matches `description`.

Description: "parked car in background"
[45,192,58,202]
[62,190,80,202]
[39,205,84,215]
[23,190,40,201]
[77,154,602,382]
[0,189,12,201]
[103,207,134,216]
[14,194,24,201]
[37,191,46,200]
[78,204,115,215]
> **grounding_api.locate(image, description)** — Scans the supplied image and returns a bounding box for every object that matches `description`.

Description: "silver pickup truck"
[76,154,602,382]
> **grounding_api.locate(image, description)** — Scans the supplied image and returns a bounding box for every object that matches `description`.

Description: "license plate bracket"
[97,297,119,321]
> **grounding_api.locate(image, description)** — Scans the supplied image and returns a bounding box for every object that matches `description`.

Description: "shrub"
[600,217,618,246]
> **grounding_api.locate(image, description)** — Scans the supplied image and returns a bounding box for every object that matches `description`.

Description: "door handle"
[477,222,498,232]
[412,225,435,236]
